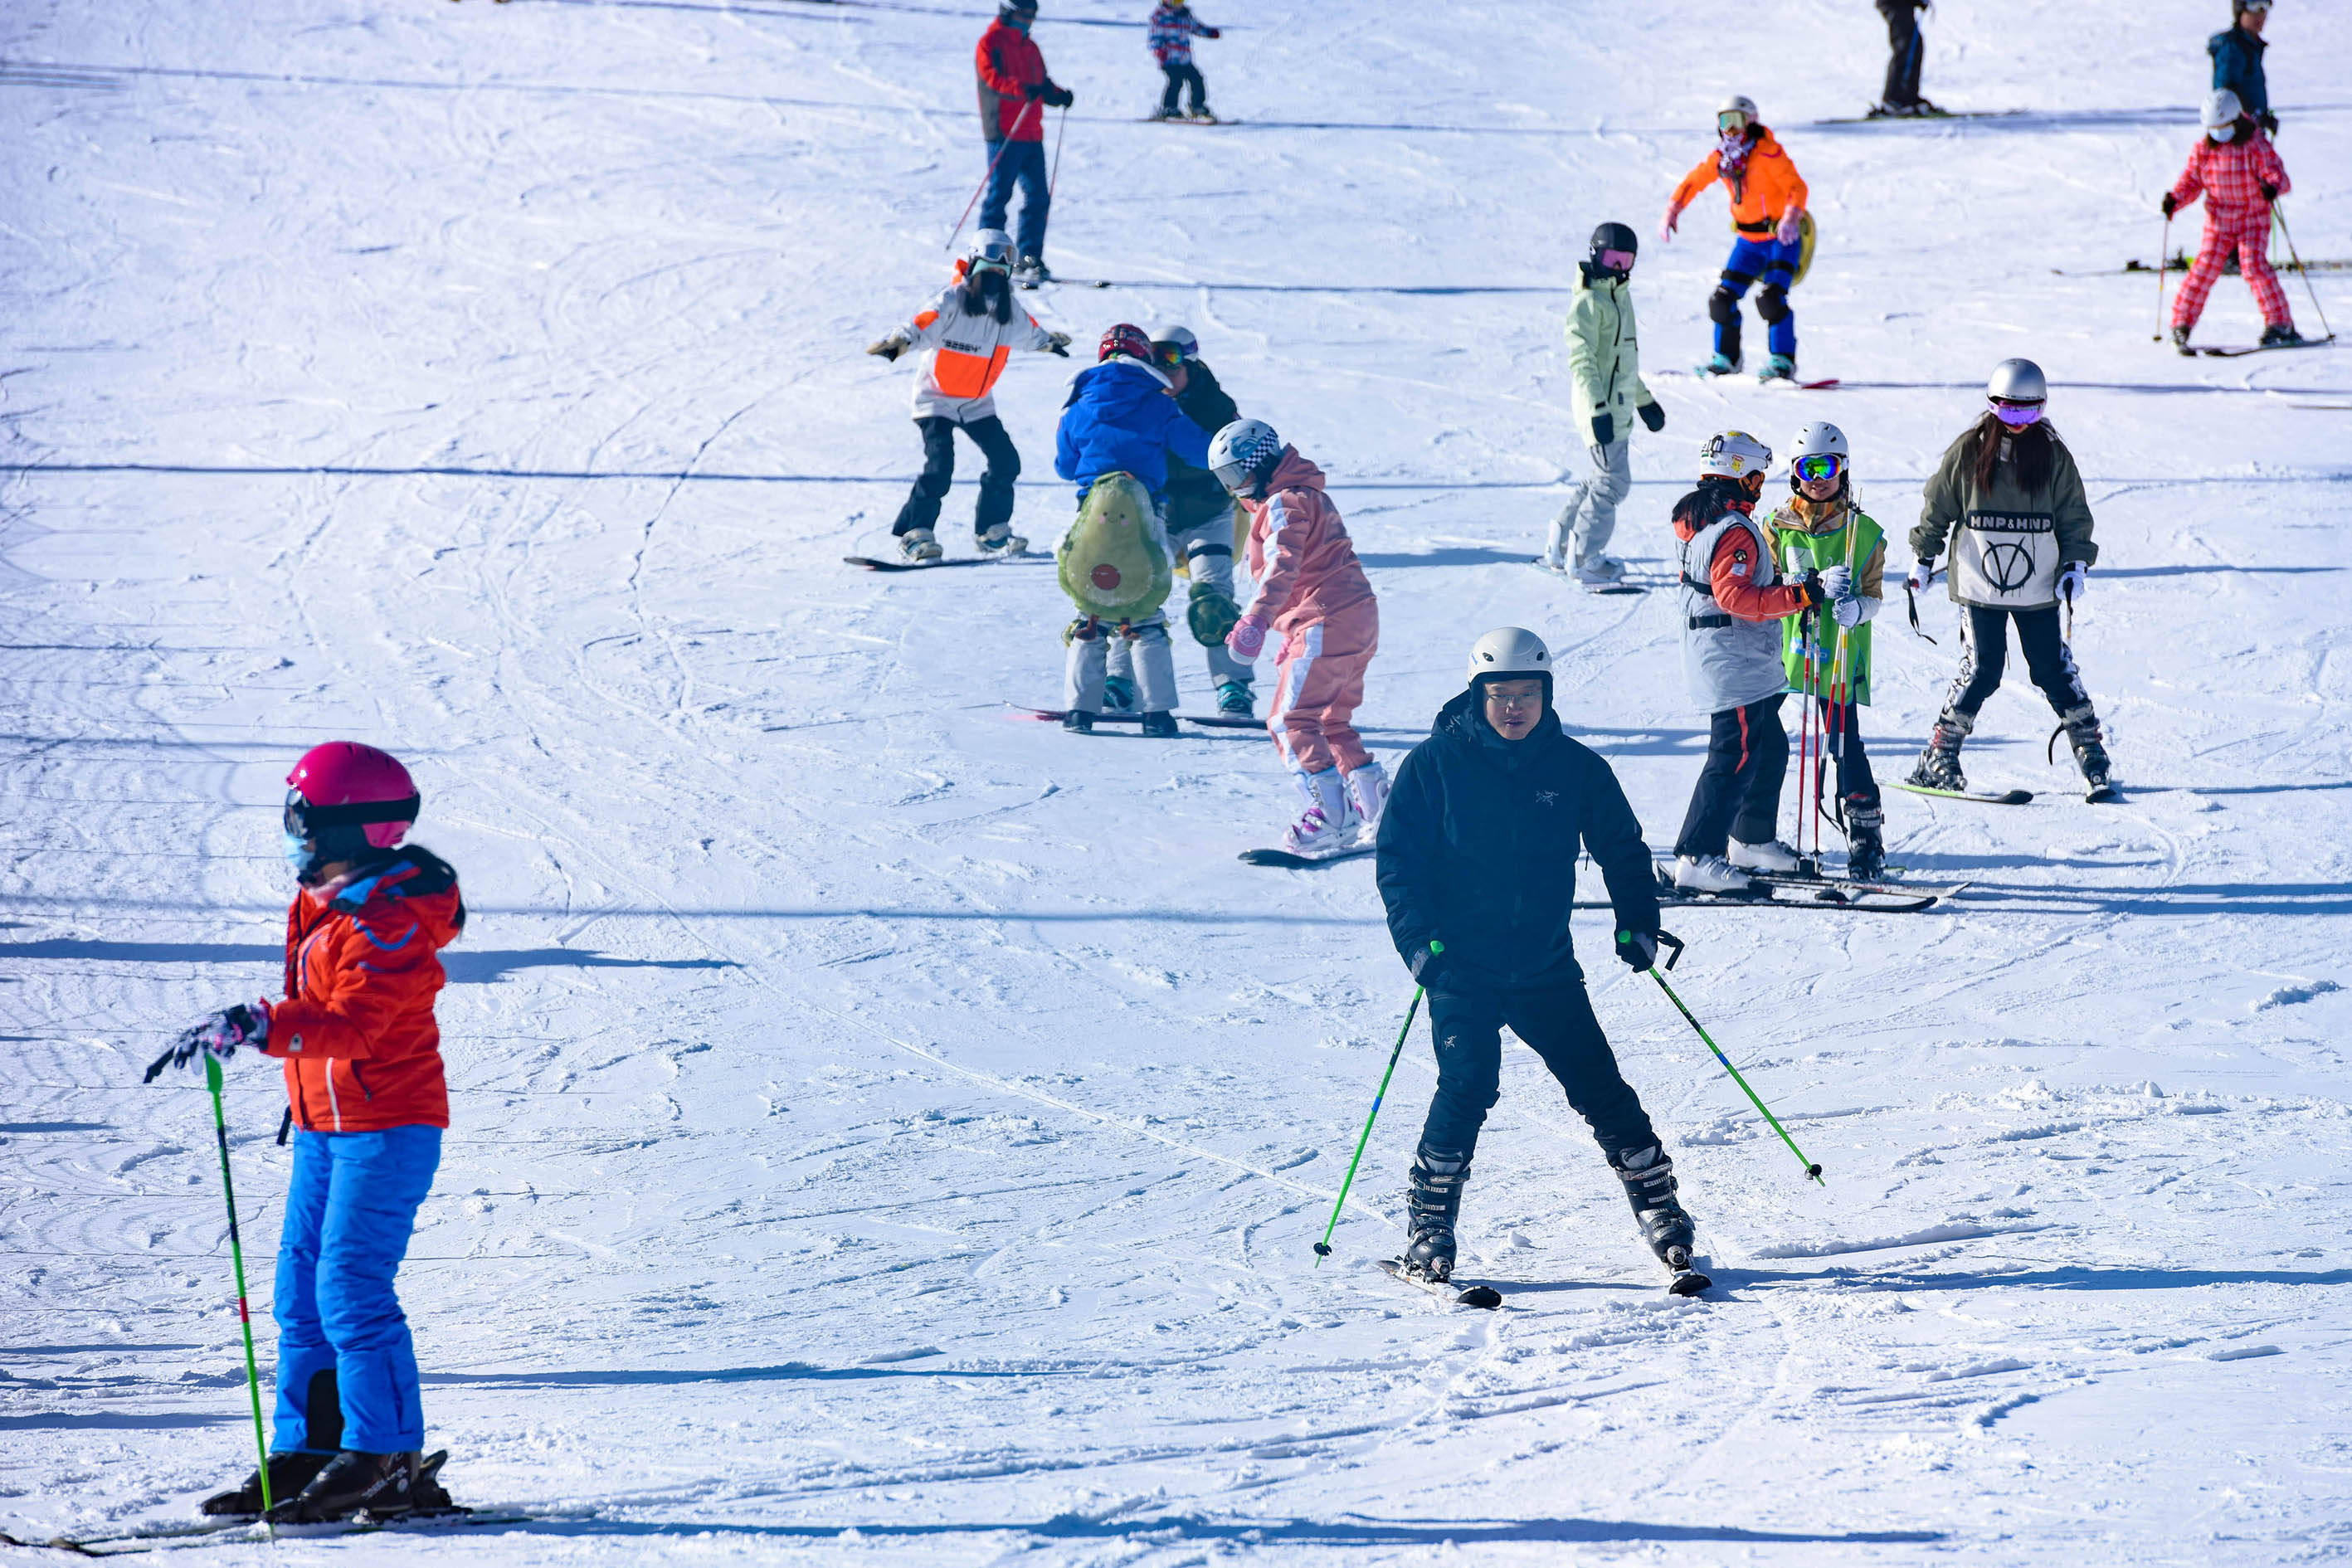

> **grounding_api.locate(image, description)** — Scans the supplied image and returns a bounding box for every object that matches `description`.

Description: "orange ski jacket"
[1670,129,1808,236]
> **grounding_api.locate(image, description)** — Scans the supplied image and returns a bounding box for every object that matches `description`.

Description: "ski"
[845,552,1035,572]
[1527,560,1646,594]
[2184,334,2335,358]
[1668,1266,1713,1297]
[1138,116,1237,126]
[1378,1257,1502,1308]
[2086,782,2122,804]
[12,1507,529,1556]
[1010,705,1261,730]
[1816,108,2020,125]
[1239,845,1374,869]
[1765,376,1841,390]
[1736,868,1973,907]
[1889,781,2033,806]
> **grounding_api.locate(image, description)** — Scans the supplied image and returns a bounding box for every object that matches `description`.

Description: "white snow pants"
[1547,438,1632,569]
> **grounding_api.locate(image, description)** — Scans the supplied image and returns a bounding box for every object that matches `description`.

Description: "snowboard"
[1816,108,2023,125]
[1140,115,1237,126]
[1379,1257,1502,1308]
[1239,845,1374,869]
[1889,781,2033,806]
[2182,334,2335,358]
[1010,705,1261,730]
[845,551,1032,572]
[1765,376,1842,390]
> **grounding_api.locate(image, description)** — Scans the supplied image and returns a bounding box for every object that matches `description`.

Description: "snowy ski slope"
[3,0,2350,1561]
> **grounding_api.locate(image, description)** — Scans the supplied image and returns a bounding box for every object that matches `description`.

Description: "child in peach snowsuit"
[1223,436,1384,855]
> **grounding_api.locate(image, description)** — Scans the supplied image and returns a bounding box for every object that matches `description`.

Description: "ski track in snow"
[3,0,2351,1561]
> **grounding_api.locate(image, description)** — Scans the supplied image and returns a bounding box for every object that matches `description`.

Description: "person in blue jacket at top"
[2210,0,2276,134]
[1052,324,1214,735]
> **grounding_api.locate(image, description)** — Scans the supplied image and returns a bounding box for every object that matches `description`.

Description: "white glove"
[1819,564,1853,600]
[2057,562,2088,602]
[1833,593,1876,631]
[864,335,907,362]
[1776,207,1804,246]
[1906,559,1935,595]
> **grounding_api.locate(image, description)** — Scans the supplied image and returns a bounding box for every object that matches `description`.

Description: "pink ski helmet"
[285,743,419,879]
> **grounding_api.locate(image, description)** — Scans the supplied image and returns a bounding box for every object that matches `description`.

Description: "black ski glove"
[2160,193,2178,219]
[1614,929,1662,971]
[144,1002,269,1081]
[2258,110,2278,135]
[1590,412,1614,448]
[1410,942,1449,991]
[1204,26,1221,37]
[2260,182,2279,203]
[1638,401,1665,433]
[1044,83,1075,109]
[1794,568,1826,611]
[1023,80,1048,100]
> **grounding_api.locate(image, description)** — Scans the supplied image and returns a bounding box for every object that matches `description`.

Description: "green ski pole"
[1312,943,1439,1263]
[1629,933,1824,1186]
[204,1053,275,1515]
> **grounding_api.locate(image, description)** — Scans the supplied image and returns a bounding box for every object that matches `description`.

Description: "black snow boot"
[202,1450,333,1517]
[2059,704,2116,799]
[1400,1147,1471,1283]
[1061,709,1093,735]
[1138,711,1179,739]
[1905,708,1972,791]
[2259,323,2305,348]
[1612,1144,1697,1272]
[1843,793,1887,882]
[265,1449,420,1524]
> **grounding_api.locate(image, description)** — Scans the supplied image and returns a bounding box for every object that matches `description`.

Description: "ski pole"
[2151,214,2171,341]
[1048,104,1068,203]
[1312,945,1438,1264]
[1641,934,1824,1185]
[2272,202,2333,341]
[944,99,1041,251]
[204,1053,275,1515]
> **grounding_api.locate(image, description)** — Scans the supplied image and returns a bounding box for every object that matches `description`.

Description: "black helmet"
[1588,222,1639,276]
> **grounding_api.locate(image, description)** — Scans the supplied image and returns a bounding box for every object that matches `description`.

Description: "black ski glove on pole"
[1410,943,1449,991]
[1614,929,1665,971]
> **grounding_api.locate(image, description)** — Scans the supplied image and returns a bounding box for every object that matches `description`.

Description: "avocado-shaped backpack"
[1058,471,1172,621]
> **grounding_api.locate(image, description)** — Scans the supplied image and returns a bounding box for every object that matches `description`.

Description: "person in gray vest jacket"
[1904,359,2112,800]
[1669,431,1838,894]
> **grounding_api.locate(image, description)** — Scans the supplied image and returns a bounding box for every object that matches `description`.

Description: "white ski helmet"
[967,228,1015,270]
[1788,421,1848,461]
[1717,94,1759,129]
[2201,88,2242,130]
[1700,429,1772,480]
[1986,358,2048,405]
[1466,627,1551,685]
[1150,324,1199,362]
[1208,418,1285,495]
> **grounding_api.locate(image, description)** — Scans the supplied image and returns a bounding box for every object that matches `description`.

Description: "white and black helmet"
[1986,357,2048,405]
[1150,324,1199,362]
[1467,627,1551,686]
[2201,88,2243,129]
[1700,429,1772,480]
[1209,418,1285,495]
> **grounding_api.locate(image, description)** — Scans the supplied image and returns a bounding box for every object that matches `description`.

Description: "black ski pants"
[1877,0,1926,108]
[893,415,1020,538]
[1159,62,1206,115]
[1946,604,2090,720]
[1805,694,1880,808]
[1418,981,1660,1169]
[1673,693,1788,859]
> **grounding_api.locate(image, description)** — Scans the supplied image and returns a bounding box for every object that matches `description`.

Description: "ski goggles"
[1988,397,2045,428]
[1792,452,1845,484]
[1717,110,1750,134]
[1595,247,1636,275]
[1154,340,1191,368]
[284,787,420,840]
[968,239,1015,274]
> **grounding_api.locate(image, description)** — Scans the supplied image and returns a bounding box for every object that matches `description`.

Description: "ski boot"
[976,520,1026,556]
[1138,710,1179,739]
[2059,704,2117,801]
[1613,1145,1706,1289]
[1842,793,1887,882]
[1757,353,1796,384]
[898,527,943,564]
[1189,105,1217,123]
[1062,710,1093,735]
[1906,708,1973,791]
[1344,760,1390,845]
[1215,678,1254,718]
[1728,836,1806,874]
[1399,1147,1471,1283]
[2259,323,2306,348]
[1013,255,1051,290]
[1574,555,1628,590]
[265,1449,421,1525]
[1283,767,1359,858]
[2170,324,2192,356]
[1697,352,1741,377]
[1101,674,1137,713]
[1148,106,1181,121]
[202,1451,334,1517]
[1673,854,1754,894]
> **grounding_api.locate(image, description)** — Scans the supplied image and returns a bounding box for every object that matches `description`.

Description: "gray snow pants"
[1547,438,1632,569]
[1067,614,1177,715]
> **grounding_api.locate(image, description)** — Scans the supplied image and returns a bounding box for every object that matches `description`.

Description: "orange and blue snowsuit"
[1668,127,1809,364]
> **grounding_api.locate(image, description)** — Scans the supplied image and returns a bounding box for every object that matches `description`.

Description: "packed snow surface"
[4,0,2350,1561]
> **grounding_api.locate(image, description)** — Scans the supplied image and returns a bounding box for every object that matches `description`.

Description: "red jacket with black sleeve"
[264,847,465,1133]
[976,17,1050,143]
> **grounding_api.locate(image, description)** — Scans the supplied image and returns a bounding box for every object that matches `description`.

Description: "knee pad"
[1707,286,1741,326]
[1186,583,1241,647]
[1756,285,1790,325]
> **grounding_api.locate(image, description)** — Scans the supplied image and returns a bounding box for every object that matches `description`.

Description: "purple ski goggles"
[1989,397,2045,429]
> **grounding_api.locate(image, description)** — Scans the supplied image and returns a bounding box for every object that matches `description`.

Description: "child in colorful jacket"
[2164,89,2301,351]
[1212,418,1385,857]
[152,744,465,1525]
[1147,1,1221,120]
[1661,95,1809,382]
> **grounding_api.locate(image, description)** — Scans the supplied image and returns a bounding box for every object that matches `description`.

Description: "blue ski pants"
[1716,236,1799,361]
[979,139,1050,262]
[271,1125,441,1455]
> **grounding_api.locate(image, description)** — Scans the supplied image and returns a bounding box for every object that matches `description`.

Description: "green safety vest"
[1771,502,1882,705]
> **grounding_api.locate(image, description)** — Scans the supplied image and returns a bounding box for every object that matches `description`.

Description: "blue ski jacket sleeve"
[1054,360,1211,500]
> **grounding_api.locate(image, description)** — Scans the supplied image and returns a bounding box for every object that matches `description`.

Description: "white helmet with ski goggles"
[1717,94,1758,134]
[1787,421,1849,485]
[1985,357,2048,428]
[967,229,1016,274]
[1151,324,1199,367]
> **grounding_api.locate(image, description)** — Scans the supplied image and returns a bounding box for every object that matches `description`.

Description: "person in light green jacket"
[1542,222,1666,590]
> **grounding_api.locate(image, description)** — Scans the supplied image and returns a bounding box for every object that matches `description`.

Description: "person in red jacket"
[2164,88,2301,351]
[151,743,465,1525]
[976,0,1074,286]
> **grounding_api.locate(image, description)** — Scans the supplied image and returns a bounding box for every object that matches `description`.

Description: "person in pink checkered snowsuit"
[1148,1,1220,120]
[2165,92,2300,350]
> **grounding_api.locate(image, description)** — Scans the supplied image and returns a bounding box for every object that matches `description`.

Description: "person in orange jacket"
[1660,95,1809,382]
[149,743,465,1526]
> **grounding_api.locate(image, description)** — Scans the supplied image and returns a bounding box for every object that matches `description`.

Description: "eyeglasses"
[1483,689,1544,710]
[1717,111,1750,134]
[1793,453,1844,484]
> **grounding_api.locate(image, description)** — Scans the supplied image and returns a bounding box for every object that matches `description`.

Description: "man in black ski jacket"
[1373,626,1701,1288]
